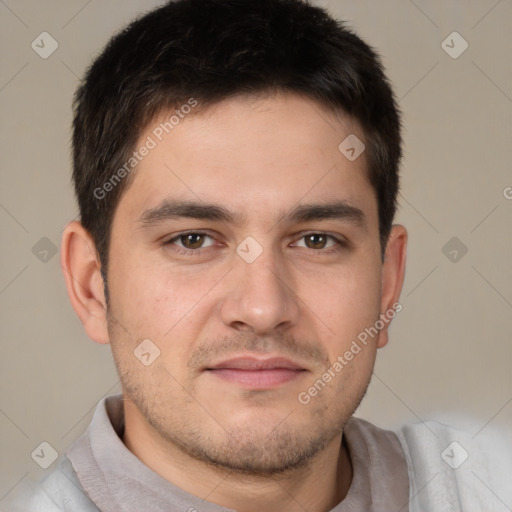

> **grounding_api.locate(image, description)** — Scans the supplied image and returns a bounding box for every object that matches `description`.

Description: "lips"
[205,356,306,389]
[207,356,304,371]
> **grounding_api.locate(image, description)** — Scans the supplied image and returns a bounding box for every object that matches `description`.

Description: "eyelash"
[163,231,347,256]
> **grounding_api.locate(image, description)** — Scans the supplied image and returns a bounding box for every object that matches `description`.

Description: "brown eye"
[292,233,346,254]
[304,233,328,249]
[164,232,216,253]
[180,233,206,249]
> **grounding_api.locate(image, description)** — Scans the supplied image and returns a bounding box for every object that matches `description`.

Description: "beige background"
[1,0,511,504]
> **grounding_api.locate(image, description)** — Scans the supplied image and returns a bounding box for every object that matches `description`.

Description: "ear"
[60,221,110,344]
[377,224,407,348]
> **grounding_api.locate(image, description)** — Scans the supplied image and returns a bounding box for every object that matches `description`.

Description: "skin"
[61,92,407,512]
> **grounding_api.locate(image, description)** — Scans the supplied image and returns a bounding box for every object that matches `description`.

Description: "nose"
[219,245,300,335]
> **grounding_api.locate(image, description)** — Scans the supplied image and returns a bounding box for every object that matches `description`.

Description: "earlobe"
[377,224,408,348]
[60,221,110,344]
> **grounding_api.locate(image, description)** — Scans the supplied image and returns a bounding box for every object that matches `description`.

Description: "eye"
[163,231,347,256]
[164,232,216,254]
[292,233,346,253]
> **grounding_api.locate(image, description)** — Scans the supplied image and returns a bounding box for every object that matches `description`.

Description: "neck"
[122,400,353,512]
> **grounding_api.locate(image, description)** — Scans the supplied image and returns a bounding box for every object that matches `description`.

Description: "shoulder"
[394,419,512,512]
[4,456,99,512]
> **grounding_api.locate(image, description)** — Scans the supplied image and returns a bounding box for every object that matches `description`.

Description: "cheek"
[108,258,218,352]
[107,266,203,385]
[309,262,382,362]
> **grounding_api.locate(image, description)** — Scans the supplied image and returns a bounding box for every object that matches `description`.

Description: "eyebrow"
[137,199,366,230]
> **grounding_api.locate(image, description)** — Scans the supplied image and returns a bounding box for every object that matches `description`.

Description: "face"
[106,93,387,475]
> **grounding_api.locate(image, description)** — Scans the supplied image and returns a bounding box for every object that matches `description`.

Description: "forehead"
[114,93,377,228]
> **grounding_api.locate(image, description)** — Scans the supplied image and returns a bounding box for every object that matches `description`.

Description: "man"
[10,0,512,511]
